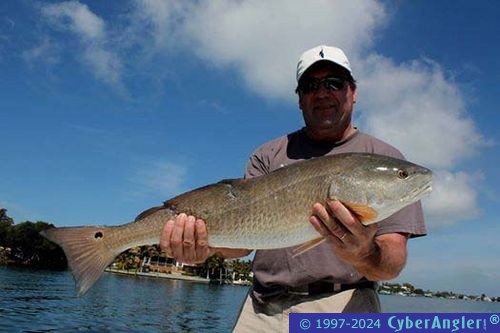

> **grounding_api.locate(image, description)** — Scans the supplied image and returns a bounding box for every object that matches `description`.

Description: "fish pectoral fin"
[292,237,326,258]
[342,201,378,225]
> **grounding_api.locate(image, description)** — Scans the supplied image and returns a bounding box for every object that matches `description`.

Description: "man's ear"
[352,85,357,103]
[298,93,304,110]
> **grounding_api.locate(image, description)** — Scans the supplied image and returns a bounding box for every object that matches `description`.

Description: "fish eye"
[398,169,409,179]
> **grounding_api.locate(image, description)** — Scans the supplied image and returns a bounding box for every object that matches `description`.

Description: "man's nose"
[314,83,333,98]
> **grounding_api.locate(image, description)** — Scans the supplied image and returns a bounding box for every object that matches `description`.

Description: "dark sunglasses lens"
[301,81,317,93]
[324,78,345,90]
[299,77,345,93]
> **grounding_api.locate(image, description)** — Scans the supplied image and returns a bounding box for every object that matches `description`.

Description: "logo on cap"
[319,49,324,58]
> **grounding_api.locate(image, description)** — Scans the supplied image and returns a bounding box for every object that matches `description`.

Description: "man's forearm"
[352,233,407,281]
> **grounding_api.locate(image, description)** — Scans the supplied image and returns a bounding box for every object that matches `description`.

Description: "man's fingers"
[327,200,379,248]
[311,202,348,240]
[160,219,175,255]
[171,213,187,259]
[195,219,210,261]
[312,203,330,224]
[160,213,211,264]
[182,215,196,263]
[327,200,373,236]
[183,216,196,247]
[195,219,209,247]
[309,215,329,237]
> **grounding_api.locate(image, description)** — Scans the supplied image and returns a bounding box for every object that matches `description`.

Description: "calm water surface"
[1,267,498,332]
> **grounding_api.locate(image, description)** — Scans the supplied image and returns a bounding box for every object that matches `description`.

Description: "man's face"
[298,62,357,142]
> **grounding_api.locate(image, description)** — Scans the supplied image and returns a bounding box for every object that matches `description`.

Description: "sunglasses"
[298,77,347,94]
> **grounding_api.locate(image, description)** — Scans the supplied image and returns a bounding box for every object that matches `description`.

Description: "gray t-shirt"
[245,128,426,296]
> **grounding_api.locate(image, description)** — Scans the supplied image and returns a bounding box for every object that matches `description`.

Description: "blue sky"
[1,1,498,296]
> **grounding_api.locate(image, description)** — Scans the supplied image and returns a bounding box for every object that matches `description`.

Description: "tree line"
[0,208,67,269]
[1,208,253,281]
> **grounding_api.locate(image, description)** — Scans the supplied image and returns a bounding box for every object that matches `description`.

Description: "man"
[160,45,426,332]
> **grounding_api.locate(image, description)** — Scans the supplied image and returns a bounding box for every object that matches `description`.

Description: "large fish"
[41,153,432,295]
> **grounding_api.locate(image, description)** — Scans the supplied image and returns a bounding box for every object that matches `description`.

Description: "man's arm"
[310,200,408,281]
[159,213,252,265]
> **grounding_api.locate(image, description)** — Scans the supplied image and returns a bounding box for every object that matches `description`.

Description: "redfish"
[41,153,432,295]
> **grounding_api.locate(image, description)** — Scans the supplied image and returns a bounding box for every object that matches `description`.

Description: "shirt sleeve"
[244,148,270,179]
[375,201,427,238]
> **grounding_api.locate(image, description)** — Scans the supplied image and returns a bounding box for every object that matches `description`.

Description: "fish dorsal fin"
[291,236,326,258]
[218,178,239,184]
[218,177,249,191]
[134,206,165,221]
[161,178,248,216]
[342,201,378,225]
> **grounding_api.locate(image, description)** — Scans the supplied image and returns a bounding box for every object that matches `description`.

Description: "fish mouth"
[399,178,432,205]
[412,181,433,201]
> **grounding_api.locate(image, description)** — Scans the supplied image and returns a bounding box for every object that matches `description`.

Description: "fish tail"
[40,226,121,296]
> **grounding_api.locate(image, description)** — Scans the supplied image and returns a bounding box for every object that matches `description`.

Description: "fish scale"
[40,152,432,296]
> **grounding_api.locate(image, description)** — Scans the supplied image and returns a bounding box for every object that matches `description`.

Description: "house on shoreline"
[378,282,499,303]
[109,253,252,286]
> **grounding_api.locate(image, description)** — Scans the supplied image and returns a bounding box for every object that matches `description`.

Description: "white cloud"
[133,0,386,99]
[356,55,484,169]
[31,0,488,227]
[42,1,105,41]
[81,45,122,88]
[134,161,187,198]
[131,0,184,50]
[422,170,480,227]
[22,36,60,66]
[41,1,123,90]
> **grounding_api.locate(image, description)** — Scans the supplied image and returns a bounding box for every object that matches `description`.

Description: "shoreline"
[104,268,210,283]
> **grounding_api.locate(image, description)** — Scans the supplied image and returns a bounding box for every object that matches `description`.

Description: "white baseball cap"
[296,45,354,83]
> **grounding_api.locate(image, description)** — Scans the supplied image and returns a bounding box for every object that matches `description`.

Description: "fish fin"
[342,202,378,225]
[40,226,121,296]
[135,206,165,221]
[292,237,326,258]
[218,178,244,185]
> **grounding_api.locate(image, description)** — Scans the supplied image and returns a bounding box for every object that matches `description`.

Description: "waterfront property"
[379,282,499,303]
[108,253,253,286]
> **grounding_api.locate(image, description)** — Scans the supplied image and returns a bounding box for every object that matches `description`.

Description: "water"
[380,294,499,313]
[0,267,248,332]
[1,267,498,332]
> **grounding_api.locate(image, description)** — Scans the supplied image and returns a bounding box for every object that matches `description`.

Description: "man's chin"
[316,123,336,131]
[307,126,339,139]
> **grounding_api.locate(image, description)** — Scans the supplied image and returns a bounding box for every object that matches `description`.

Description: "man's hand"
[309,200,408,280]
[159,213,253,264]
[160,213,215,265]
[309,200,377,265]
